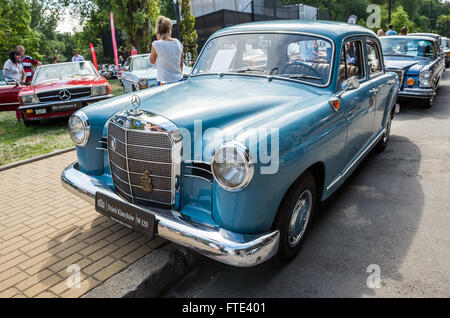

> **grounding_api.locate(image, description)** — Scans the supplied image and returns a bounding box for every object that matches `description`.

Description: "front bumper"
[398,87,435,99]
[61,162,280,267]
[18,95,114,111]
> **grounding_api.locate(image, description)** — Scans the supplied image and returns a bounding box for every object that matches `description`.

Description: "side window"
[127,58,132,70]
[366,40,382,76]
[338,40,364,90]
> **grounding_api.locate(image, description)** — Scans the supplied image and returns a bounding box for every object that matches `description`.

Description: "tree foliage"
[110,0,160,53]
[179,0,198,61]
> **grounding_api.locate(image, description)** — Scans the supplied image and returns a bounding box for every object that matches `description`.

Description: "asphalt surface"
[165,71,450,298]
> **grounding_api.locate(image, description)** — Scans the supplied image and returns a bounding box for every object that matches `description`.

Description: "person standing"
[131,45,138,56]
[400,26,408,35]
[150,16,184,85]
[377,29,385,37]
[386,24,398,36]
[3,50,26,122]
[53,56,59,63]
[72,50,85,62]
[17,45,41,85]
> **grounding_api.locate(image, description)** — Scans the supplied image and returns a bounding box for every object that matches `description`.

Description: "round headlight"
[138,78,148,88]
[68,111,90,146]
[211,141,254,191]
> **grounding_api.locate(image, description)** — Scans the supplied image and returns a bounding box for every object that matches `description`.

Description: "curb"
[83,243,199,298]
[0,147,76,172]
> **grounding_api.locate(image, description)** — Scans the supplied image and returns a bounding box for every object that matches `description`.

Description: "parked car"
[17,61,113,126]
[62,21,399,267]
[441,37,450,67]
[380,35,445,108]
[0,72,24,112]
[100,64,118,79]
[120,54,192,93]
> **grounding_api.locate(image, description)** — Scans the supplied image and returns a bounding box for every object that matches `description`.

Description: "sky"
[56,6,83,34]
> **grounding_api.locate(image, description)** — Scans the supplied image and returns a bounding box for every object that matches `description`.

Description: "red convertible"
[0,72,23,114]
[17,61,113,126]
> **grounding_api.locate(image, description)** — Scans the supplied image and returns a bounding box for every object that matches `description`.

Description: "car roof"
[212,20,376,41]
[380,35,437,42]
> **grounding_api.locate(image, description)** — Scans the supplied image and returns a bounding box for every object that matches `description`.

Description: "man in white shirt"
[72,50,85,62]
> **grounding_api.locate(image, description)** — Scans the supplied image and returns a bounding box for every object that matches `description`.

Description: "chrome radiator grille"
[37,87,92,102]
[387,69,404,88]
[107,121,173,209]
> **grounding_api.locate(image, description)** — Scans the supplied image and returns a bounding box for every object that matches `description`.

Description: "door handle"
[387,80,395,85]
[369,88,379,95]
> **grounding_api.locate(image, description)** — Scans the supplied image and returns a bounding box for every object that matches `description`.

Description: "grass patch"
[0,78,124,166]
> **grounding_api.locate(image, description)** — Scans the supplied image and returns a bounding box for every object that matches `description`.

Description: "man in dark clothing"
[17,45,41,85]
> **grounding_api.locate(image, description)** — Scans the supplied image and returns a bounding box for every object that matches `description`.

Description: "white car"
[120,54,192,93]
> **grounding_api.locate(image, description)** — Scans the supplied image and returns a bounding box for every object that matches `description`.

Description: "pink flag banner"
[110,12,119,70]
[89,43,98,70]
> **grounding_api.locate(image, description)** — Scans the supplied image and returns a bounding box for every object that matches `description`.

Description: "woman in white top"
[150,16,184,84]
[3,50,25,83]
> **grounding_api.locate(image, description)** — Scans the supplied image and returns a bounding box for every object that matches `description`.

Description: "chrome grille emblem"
[58,89,71,101]
[110,137,117,151]
[140,170,153,192]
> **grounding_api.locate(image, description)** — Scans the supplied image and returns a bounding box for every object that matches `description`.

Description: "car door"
[366,38,394,134]
[338,38,375,164]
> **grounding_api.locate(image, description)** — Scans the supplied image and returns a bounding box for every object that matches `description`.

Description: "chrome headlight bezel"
[91,85,108,96]
[211,141,254,192]
[20,94,39,105]
[68,111,90,146]
[419,69,432,88]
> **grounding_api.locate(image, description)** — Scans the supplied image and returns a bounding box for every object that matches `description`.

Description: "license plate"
[51,104,78,111]
[35,108,47,114]
[95,192,156,238]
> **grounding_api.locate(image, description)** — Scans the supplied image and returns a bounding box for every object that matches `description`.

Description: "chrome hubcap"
[288,190,312,248]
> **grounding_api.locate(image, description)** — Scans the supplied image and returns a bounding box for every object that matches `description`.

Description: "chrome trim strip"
[326,129,386,191]
[113,137,171,150]
[61,161,280,267]
[185,166,212,175]
[124,129,134,203]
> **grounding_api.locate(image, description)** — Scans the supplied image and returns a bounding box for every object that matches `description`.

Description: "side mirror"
[338,76,360,98]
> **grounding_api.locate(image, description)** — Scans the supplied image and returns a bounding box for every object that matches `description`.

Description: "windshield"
[33,62,97,84]
[193,33,334,86]
[380,38,436,58]
[131,56,155,71]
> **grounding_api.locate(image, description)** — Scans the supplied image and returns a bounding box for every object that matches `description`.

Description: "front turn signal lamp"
[407,78,415,86]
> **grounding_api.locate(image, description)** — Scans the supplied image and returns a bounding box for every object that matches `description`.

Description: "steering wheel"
[283,61,324,83]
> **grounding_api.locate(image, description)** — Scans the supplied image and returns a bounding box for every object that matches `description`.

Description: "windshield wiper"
[281,74,323,81]
[235,68,264,73]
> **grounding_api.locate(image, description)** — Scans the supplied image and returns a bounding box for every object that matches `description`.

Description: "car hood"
[137,76,321,131]
[132,69,157,79]
[21,75,106,95]
[384,56,430,74]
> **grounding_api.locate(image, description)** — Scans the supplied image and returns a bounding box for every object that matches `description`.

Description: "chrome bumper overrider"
[61,162,280,267]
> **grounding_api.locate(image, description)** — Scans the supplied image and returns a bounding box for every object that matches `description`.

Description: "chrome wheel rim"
[288,190,313,248]
[383,114,392,143]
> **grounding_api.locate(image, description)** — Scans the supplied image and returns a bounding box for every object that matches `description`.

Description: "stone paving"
[0,151,165,298]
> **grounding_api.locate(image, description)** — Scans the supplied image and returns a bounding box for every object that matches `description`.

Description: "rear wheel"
[376,110,393,152]
[274,171,316,263]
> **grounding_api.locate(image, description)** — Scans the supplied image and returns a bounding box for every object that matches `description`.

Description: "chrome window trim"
[191,30,336,88]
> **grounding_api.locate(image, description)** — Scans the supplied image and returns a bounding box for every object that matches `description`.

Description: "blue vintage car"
[380,35,445,108]
[121,54,192,93]
[62,21,399,267]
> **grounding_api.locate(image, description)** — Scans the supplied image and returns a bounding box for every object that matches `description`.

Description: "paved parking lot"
[167,72,450,298]
[0,152,165,298]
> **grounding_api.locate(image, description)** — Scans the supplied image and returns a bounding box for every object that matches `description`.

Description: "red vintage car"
[0,72,23,114]
[18,61,113,126]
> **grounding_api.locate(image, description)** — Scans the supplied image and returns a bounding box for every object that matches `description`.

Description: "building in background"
[190,0,328,52]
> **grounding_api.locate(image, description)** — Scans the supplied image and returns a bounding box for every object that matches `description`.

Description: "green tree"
[179,0,197,61]
[110,0,160,53]
[391,5,414,33]
[160,0,176,20]
[0,0,41,65]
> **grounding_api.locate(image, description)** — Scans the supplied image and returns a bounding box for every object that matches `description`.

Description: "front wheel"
[274,171,316,263]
